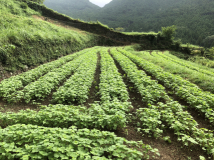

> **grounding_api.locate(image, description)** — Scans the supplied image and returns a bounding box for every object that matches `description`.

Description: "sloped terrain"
[44,0,100,21]
[44,0,214,47]
[0,0,213,159]
[1,47,213,159]
[0,0,119,75]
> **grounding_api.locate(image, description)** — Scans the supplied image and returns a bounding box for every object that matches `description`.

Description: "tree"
[203,35,214,48]
[161,25,177,41]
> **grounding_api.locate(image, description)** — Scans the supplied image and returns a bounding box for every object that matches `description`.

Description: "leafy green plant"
[0,124,159,159]
[0,104,127,130]
[163,136,171,143]
[111,48,168,105]
[118,48,214,155]
[119,48,214,125]
[161,25,176,41]
[159,51,214,77]
[10,48,91,103]
[99,48,129,103]
[0,48,88,103]
[136,107,163,138]
[52,48,98,104]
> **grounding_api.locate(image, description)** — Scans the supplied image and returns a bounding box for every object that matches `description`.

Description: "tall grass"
[132,51,214,93]
[0,0,100,71]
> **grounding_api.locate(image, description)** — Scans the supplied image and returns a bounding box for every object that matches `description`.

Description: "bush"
[20,2,28,9]
[208,47,214,59]
[161,25,176,41]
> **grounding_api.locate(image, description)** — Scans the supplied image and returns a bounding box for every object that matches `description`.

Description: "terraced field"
[1,46,214,159]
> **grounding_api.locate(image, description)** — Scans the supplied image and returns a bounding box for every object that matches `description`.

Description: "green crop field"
[1,0,214,159]
[1,46,214,159]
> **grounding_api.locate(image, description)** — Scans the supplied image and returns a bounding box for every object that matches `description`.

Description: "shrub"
[161,25,176,41]
[20,2,28,9]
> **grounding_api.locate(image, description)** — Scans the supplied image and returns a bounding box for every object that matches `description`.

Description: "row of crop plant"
[0,123,150,159]
[0,48,91,101]
[0,47,159,159]
[110,48,167,105]
[3,46,214,159]
[115,48,214,156]
[52,48,98,104]
[0,47,101,104]
[136,50,214,93]
[98,48,131,111]
[159,51,214,76]
[9,49,93,103]
[118,48,214,124]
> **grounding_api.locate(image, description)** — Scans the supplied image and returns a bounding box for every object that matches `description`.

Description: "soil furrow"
[111,49,209,160]
[83,52,101,108]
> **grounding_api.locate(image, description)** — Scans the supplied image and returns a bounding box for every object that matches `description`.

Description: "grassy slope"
[0,0,100,73]
[129,49,214,93]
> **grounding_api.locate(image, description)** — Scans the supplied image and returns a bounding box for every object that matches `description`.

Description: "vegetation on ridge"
[44,0,214,48]
[0,0,109,73]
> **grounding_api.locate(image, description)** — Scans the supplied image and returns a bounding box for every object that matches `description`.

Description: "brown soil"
[131,55,214,131]
[83,52,101,108]
[115,125,209,160]
[0,99,40,113]
[169,93,214,130]
[111,49,210,159]
[111,53,146,112]
[0,48,212,159]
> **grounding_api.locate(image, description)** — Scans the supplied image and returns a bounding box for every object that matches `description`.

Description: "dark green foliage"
[203,35,214,48]
[18,0,44,4]
[43,0,100,20]
[0,124,154,159]
[44,0,214,47]
[161,25,176,41]
[27,1,173,48]
[20,2,28,9]
[0,47,7,64]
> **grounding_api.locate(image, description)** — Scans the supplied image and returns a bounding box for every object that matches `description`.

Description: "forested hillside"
[44,0,100,20]
[44,0,214,47]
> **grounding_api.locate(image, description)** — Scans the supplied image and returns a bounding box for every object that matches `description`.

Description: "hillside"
[44,0,100,21]
[1,0,214,160]
[0,0,122,76]
[44,0,214,47]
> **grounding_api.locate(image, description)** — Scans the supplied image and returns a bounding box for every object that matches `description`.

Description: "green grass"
[0,0,100,71]
[180,43,203,49]
[132,50,214,93]
[164,52,214,72]
[122,31,158,36]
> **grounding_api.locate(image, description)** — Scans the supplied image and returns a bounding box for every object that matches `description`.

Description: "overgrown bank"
[26,1,175,48]
[0,0,123,75]
[0,0,207,76]
[23,2,210,57]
